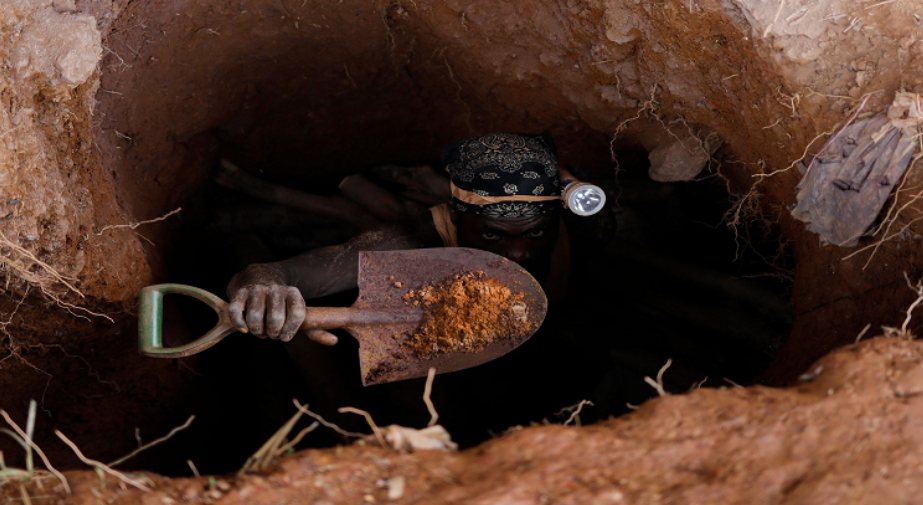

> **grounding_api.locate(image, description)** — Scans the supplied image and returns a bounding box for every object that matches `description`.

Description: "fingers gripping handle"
[138,284,239,358]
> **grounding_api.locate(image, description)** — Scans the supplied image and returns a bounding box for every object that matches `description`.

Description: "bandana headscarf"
[441,132,562,219]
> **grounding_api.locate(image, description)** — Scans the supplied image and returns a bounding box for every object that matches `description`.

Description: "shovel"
[138,248,547,385]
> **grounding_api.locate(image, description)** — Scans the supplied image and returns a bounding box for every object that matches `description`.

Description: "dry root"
[841,157,923,269]
[644,359,673,397]
[881,272,923,339]
[556,399,594,427]
[1,206,180,322]
[94,207,181,237]
[55,429,153,492]
[291,400,365,439]
[721,172,766,262]
[338,406,387,448]
[422,367,438,427]
[1,296,120,402]
[275,368,457,457]
[108,415,195,468]
[0,231,112,322]
[609,85,789,273]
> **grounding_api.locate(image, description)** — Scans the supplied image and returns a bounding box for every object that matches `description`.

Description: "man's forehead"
[465,212,556,230]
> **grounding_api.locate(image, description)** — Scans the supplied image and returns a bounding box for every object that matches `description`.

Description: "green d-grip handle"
[138,284,240,358]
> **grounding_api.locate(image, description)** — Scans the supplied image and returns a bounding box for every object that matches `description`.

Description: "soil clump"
[403,271,531,358]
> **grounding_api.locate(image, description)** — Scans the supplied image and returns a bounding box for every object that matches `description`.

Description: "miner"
[226,132,570,342]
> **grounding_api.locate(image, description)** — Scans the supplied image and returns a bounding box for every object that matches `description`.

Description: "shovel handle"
[139,284,423,358]
[302,307,423,329]
[139,284,238,358]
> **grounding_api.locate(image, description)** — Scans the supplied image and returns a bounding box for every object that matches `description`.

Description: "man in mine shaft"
[226,132,571,343]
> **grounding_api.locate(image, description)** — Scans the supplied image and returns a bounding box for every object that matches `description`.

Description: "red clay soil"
[4,335,923,505]
[403,271,530,357]
[2,0,923,480]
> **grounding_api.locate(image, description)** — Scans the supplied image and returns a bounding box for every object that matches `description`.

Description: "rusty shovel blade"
[138,248,547,386]
[351,248,547,386]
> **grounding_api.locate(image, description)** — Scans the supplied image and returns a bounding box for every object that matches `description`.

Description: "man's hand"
[224,219,437,344]
[228,285,306,342]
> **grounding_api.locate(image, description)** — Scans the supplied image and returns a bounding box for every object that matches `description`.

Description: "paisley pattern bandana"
[441,132,562,218]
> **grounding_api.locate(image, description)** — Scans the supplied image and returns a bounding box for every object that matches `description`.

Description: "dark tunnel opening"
[137,138,794,476]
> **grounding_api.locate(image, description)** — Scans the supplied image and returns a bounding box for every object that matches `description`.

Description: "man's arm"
[226,217,439,341]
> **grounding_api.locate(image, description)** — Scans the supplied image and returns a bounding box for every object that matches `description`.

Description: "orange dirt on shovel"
[138,248,548,385]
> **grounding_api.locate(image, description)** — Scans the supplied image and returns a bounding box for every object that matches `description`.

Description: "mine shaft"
[1,0,923,503]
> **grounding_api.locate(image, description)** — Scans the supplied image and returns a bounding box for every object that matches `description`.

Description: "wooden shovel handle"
[301,307,423,330]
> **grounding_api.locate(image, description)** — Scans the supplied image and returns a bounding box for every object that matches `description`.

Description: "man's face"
[454,211,560,283]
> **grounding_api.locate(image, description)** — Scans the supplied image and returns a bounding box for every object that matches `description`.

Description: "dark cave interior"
[136,141,793,476]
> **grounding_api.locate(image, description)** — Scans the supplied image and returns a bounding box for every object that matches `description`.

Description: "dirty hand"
[227,285,338,345]
[228,284,305,341]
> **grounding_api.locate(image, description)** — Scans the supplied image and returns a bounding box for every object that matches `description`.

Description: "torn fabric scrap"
[791,92,923,247]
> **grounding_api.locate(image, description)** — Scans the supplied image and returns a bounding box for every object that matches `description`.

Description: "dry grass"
[246,371,452,460]
[240,409,318,475]
[0,400,70,495]
[55,430,152,492]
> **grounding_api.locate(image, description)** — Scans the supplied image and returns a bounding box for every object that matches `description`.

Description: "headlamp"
[560,169,606,216]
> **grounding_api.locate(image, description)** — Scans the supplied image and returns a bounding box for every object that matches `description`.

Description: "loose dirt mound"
[5,336,921,504]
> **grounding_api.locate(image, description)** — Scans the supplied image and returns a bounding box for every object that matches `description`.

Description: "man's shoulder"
[355,211,442,249]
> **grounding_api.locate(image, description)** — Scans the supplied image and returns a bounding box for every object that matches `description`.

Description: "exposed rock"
[647,127,722,182]
[10,7,101,93]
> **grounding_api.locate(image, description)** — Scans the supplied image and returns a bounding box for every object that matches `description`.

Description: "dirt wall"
[1,0,923,477]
